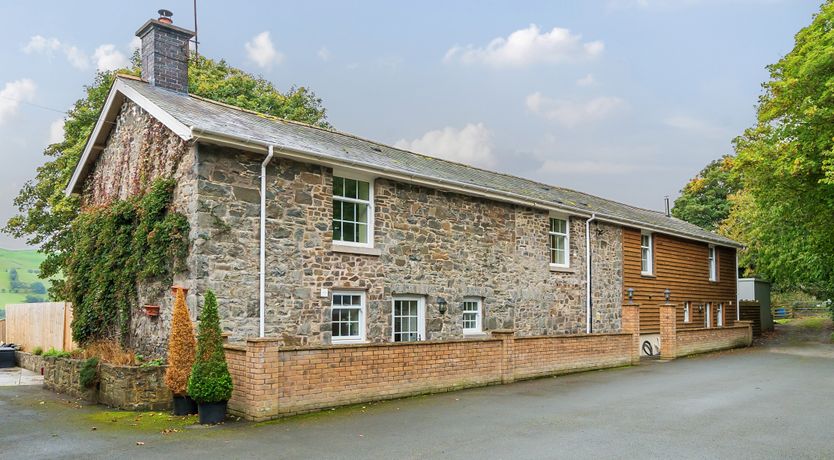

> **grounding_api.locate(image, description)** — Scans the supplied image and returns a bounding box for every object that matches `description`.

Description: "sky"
[0,0,821,249]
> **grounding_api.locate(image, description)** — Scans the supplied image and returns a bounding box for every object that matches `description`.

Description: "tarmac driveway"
[1,328,833,459]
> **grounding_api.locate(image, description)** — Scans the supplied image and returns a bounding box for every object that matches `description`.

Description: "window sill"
[332,244,382,256]
[641,272,656,279]
[463,332,488,338]
[549,265,575,274]
[331,339,368,345]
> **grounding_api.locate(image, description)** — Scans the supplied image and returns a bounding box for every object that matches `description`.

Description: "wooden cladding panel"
[623,227,737,330]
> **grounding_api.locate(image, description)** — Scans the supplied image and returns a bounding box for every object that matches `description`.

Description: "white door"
[392,296,425,342]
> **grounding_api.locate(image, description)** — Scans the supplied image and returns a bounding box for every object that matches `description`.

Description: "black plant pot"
[198,400,228,424]
[172,395,198,415]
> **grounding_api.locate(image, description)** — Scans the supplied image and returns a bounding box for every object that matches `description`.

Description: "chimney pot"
[158,9,174,24]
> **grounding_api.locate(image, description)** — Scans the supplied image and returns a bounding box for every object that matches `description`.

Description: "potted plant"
[188,290,233,424]
[165,288,198,415]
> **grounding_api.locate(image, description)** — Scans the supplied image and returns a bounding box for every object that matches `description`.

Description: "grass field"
[0,248,51,319]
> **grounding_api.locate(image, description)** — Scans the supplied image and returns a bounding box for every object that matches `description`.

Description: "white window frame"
[332,170,375,248]
[717,303,724,327]
[461,297,483,335]
[641,232,654,275]
[708,246,717,281]
[330,291,367,344]
[684,302,691,323]
[391,296,426,342]
[548,215,570,268]
[705,302,712,328]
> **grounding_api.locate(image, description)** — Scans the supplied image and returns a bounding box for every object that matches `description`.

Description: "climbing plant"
[65,179,189,344]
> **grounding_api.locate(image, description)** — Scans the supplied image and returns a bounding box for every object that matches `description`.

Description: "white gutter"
[585,213,597,334]
[259,145,274,338]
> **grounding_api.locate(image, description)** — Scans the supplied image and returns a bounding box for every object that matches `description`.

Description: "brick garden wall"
[675,324,752,358]
[224,331,635,421]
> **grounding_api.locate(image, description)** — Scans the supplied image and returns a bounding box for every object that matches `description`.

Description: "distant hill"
[0,248,52,319]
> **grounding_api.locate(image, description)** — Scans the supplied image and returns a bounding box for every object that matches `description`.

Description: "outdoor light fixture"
[664,288,671,302]
[437,297,448,314]
[627,288,634,303]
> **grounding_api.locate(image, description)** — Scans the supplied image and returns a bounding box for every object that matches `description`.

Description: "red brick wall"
[224,331,637,421]
[512,334,633,380]
[675,325,751,357]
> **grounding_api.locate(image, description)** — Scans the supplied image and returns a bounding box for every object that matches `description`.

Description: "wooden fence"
[5,302,75,352]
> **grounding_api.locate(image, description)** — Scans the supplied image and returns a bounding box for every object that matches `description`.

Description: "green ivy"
[79,357,99,388]
[66,179,189,345]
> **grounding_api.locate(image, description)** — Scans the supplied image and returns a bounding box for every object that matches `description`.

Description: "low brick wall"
[15,351,46,374]
[676,325,752,357]
[43,357,171,410]
[512,333,634,380]
[224,331,635,421]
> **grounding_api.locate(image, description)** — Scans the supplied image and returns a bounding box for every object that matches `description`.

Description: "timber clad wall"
[622,227,737,333]
[224,332,635,421]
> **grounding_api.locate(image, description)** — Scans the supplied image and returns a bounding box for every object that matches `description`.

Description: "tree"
[30,281,46,294]
[672,155,740,231]
[187,291,232,404]
[165,288,196,396]
[4,56,329,299]
[729,1,834,299]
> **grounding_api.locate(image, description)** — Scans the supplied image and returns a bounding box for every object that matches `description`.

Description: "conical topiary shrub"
[188,290,233,424]
[165,288,197,415]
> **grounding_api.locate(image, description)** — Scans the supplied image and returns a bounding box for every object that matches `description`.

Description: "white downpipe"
[735,251,740,321]
[259,146,274,338]
[585,213,597,334]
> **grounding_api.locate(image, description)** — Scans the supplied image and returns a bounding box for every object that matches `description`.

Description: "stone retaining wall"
[43,356,171,410]
[224,330,636,421]
[15,351,46,374]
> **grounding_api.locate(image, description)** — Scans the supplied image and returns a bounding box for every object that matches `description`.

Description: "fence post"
[659,303,677,360]
[491,329,516,384]
[621,304,641,365]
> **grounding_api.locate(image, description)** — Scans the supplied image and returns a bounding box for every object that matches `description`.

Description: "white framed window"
[684,302,691,323]
[708,246,717,281]
[332,174,374,247]
[392,296,425,342]
[641,233,653,275]
[461,298,483,335]
[549,217,569,267]
[705,302,712,328]
[331,291,366,343]
[717,303,724,327]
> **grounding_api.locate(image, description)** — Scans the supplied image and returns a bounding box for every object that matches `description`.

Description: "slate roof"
[113,76,740,247]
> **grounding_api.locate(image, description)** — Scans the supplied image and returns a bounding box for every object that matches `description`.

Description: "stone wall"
[79,101,200,357]
[15,351,46,374]
[195,145,624,345]
[43,356,171,410]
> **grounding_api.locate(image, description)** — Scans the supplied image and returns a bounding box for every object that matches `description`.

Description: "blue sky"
[0,0,820,248]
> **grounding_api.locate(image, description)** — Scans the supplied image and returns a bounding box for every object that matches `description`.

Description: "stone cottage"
[66,15,741,358]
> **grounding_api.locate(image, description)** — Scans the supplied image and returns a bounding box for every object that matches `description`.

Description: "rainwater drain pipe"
[585,213,597,334]
[259,145,274,338]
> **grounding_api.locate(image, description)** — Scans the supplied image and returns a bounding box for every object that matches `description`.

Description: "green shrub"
[79,357,99,388]
[32,346,43,356]
[187,291,233,403]
[140,358,164,368]
[43,347,71,358]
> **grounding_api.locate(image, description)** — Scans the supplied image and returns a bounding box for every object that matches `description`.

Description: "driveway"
[2,326,833,459]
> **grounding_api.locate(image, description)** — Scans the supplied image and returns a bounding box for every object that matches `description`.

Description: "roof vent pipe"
[664,196,671,217]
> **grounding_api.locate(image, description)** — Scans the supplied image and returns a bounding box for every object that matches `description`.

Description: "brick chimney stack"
[135,10,195,93]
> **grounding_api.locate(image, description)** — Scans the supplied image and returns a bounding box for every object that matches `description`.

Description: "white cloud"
[0,79,37,125]
[245,31,283,68]
[664,114,729,139]
[317,46,331,61]
[93,44,129,71]
[23,35,89,70]
[394,123,496,168]
[525,92,625,126]
[48,118,65,144]
[129,36,142,52]
[444,24,603,68]
[576,74,596,86]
